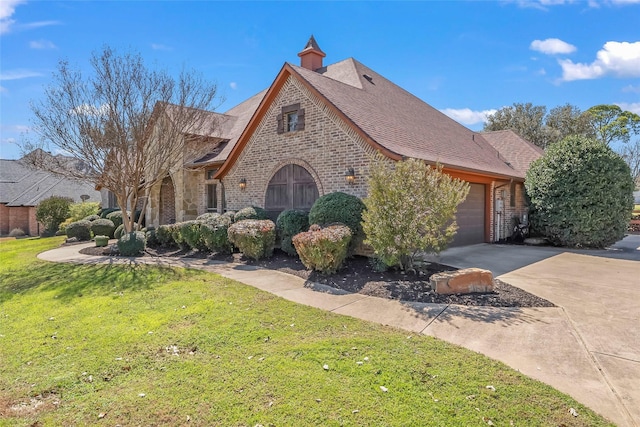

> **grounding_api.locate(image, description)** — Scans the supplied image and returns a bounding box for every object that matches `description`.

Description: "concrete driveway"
[438,235,640,426]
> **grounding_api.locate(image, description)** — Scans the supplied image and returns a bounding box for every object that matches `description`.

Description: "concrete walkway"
[38,237,640,427]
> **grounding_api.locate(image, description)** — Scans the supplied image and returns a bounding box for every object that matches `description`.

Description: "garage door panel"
[451,183,485,247]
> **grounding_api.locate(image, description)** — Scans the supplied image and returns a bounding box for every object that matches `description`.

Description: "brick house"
[0,150,106,236]
[146,36,542,245]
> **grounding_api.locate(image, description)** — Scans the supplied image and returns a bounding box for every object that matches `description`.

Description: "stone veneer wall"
[223,75,381,211]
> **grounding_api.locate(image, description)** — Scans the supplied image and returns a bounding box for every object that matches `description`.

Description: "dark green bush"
[90,218,115,238]
[200,215,233,253]
[95,235,109,247]
[179,221,208,251]
[525,135,634,248]
[308,192,365,254]
[292,224,352,274]
[145,227,159,248]
[234,206,268,222]
[36,196,73,235]
[83,214,101,222]
[276,209,310,256]
[114,223,140,240]
[171,222,190,250]
[65,220,92,241]
[99,208,120,219]
[156,224,175,247]
[117,231,146,256]
[106,210,125,228]
[227,219,276,260]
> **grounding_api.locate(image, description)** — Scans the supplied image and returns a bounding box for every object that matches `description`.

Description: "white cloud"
[29,39,56,49]
[560,41,640,81]
[0,69,43,80]
[530,38,577,55]
[19,20,61,30]
[229,82,237,90]
[0,0,25,34]
[440,108,498,125]
[616,102,640,115]
[151,43,172,51]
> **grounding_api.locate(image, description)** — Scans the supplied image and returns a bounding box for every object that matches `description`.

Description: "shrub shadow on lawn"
[1,261,181,303]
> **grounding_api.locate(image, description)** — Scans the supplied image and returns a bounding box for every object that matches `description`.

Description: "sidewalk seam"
[559,306,636,427]
[419,304,450,334]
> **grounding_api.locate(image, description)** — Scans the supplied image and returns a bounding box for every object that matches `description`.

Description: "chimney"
[298,35,326,71]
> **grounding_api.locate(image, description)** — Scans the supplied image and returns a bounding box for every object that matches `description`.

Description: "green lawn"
[0,238,613,426]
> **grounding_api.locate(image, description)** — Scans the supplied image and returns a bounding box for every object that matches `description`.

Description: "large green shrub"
[227,219,276,260]
[525,136,634,248]
[90,218,116,238]
[36,196,73,235]
[179,221,208,251]
[99,208,120,219]
[145,227,159,248]
[200,215,233,253]
[234,206,268,222]
[106,210,126,228]
[196,212,221,222]
[117,231,146,256]
[276,209,310,256]
[308,192,366,254]
[83,214,101,222]
[362,157,470,271]
[292,224,352,274]
[171,222,190,250]
[65,220,92,241]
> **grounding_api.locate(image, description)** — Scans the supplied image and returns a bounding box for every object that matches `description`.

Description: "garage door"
[451,183,485,247]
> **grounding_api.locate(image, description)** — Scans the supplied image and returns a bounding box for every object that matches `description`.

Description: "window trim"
[277,103,305,134]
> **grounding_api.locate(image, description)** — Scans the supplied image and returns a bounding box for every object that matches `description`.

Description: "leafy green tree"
[545,104,594,145]
[585,105,640,145]
[36,196,73,235]
[362,156,469,271]
[484,103,549,148]
[525,135,634,248]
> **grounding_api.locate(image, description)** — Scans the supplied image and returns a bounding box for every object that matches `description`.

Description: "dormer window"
[277,103,305,133]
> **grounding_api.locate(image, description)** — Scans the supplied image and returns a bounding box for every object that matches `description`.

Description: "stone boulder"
[430,268,494,295]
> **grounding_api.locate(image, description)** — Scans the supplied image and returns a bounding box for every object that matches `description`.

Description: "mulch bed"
[79,244,554,308]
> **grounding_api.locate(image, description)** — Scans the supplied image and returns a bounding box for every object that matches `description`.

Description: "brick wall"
[493,182,528,241]
[223,75,380,211]
[0,205,39,236]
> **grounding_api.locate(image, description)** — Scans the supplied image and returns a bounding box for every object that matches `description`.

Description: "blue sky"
[1,0,639,159]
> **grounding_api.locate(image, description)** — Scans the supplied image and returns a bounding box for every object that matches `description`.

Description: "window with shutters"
[277,103,305,133]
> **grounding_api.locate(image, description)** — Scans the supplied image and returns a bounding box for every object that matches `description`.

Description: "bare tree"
[24,47,220,232]
[618,140,640,187]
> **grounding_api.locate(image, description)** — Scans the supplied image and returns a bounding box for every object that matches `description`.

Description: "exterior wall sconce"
[345,167,356,185]
[239,178,247,190]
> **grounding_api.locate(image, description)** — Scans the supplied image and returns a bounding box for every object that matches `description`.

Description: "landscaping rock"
[430,268,493,295]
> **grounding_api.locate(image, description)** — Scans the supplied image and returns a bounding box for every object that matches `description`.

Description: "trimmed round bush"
[309,192,365,253]
[99,208,120,219]
[196,212,221,222]
[144,227,159,248]
[228,219,276,260]
[65,220,91,241]
[222,211,236,223]
[292,224,352,274]
[90,218,115,238]
[200,215,233,254]
[525,136,635,248]
[117,231,146,256]
[83,214,101,222]
[114,223,140,240]
[106,210,125,228]
[234,206,268,222]
[276,209,310,256]
[95,235,109,247]
[156,224,175,247]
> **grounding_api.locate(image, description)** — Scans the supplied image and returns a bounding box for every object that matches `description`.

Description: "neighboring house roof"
[481,130,544,178]
[0,153,102,207]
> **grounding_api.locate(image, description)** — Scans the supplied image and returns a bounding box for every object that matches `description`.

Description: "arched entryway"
[159,176,176,224]
[265,164,319,219]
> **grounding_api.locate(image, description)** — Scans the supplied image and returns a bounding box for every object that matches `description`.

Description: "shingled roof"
[0,153,102,207]
[481,129,544,177]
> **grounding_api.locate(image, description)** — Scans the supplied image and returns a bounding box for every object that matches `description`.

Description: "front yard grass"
[0,237,613,426]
